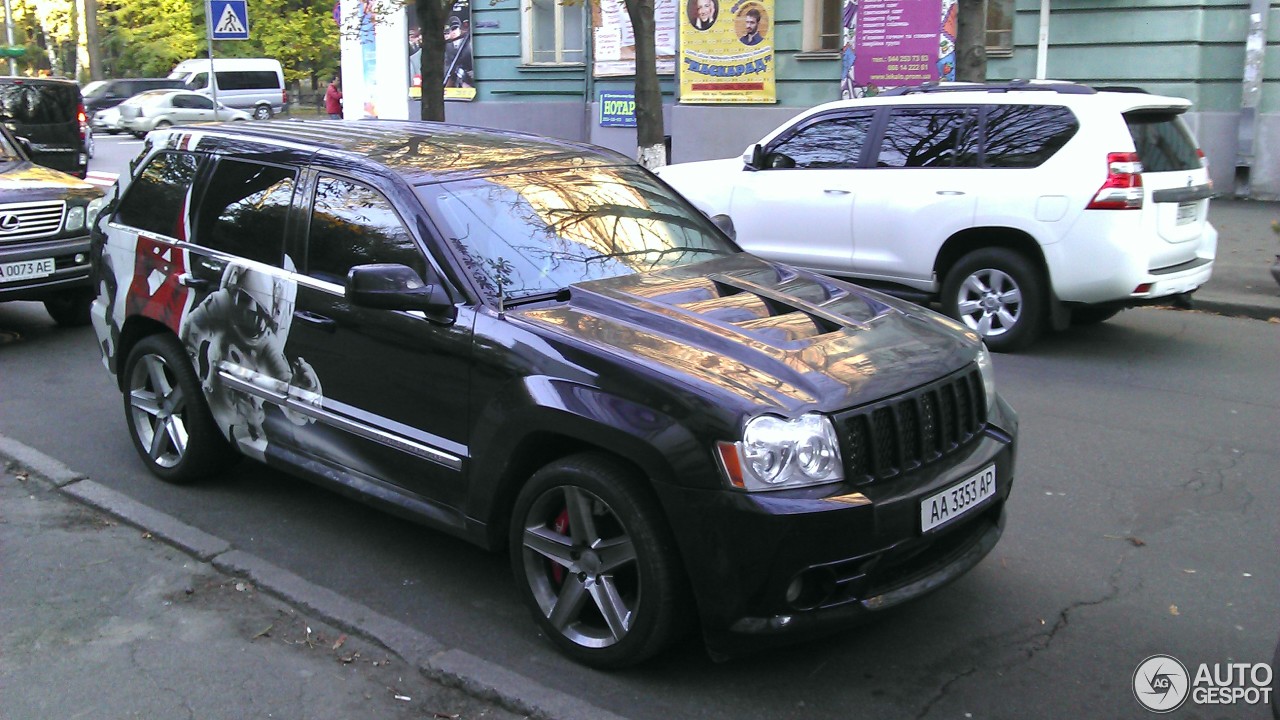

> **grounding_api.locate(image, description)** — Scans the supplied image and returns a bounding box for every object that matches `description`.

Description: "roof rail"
[879,80,1097,96]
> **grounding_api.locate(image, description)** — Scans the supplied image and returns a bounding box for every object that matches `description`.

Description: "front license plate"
[1,257,55,283]
[1176,201,1197,225]
[921,465,996,533]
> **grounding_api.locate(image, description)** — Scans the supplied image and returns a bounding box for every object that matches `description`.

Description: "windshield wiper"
[502,287,572,308]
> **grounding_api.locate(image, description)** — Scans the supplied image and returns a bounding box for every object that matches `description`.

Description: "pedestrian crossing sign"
[210,0,249,40]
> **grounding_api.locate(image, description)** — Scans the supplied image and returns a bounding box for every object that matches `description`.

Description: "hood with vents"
[516,254,979,415]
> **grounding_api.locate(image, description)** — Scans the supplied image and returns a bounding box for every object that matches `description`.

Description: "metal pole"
[1035,0,1049,80]
[205,0,218,109]
[1234,0,1269,198]
[3,0,17,76]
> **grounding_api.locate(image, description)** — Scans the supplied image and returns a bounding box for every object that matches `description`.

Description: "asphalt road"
[3,277,1278,719]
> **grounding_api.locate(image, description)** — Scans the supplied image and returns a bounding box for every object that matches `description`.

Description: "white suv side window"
[982,105,1077,168]
[767,111,875,169]
[875,107,977,168]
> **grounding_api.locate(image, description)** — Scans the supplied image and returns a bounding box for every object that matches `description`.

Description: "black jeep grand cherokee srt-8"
[91,120,1018,668]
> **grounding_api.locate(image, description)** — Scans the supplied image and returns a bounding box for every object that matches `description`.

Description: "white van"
[168,58,287,119]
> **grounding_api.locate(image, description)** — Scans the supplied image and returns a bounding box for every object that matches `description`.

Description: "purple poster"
[853,0,944,88]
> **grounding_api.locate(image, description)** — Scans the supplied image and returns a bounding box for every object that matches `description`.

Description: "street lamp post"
[3,0,16,76]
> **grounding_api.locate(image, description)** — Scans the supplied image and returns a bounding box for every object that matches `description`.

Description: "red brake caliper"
[550,507,570,585]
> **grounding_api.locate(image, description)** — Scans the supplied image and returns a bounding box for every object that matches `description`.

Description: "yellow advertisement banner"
[678,0,776,104]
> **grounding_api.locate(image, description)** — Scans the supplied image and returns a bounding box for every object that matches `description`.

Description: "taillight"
[282,89,289,106]
[77,103,86,141]
[1197,148,1208,170]
[1086,152,1144,210]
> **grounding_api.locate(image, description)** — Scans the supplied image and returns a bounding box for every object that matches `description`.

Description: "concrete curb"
[1190,297,1280,323]
[0,433,630,720]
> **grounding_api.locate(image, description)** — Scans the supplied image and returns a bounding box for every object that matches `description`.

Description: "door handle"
[294,311,337,332]
[823,189,851,195]
[936,190,966,196]
[177,273,210,291]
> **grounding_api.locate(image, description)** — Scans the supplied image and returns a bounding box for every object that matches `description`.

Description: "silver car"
[117,90,251,138]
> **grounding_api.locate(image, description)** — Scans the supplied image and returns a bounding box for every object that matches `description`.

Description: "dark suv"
[0,123,106,324]
[0,76,88,177]
[90,120,1018,667]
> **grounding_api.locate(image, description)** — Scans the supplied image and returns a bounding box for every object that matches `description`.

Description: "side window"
[194,159,297,267]
[191,95,215,110]
[875,108,978,168]
[115,152,201,238]
[188,73,209,91]
[983,105,1078,168]
[305,176,425,285]
[768,112,875,169]
[171,95,192,109]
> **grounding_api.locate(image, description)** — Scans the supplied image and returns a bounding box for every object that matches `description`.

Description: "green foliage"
[97,0,339,85]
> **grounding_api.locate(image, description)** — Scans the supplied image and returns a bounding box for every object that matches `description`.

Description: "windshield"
[416,165,738,303]
[81,80,108,97]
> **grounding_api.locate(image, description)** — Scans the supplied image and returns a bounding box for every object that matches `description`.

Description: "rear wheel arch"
[934,227,1049,292]
[115,317,174,391]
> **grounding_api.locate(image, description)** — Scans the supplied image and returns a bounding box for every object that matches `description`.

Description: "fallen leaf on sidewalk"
[141,532,152,539]
[1170,605,1180,616]
[15,471,28,481]
[332,634,347,651]
[252,624,273,640]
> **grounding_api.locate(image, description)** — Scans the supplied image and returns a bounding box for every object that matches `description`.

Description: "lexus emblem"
[0,214,20,231]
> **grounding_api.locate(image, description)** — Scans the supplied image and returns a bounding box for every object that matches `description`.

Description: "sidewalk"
[0,455,525,720]
[1194,197,1280,321]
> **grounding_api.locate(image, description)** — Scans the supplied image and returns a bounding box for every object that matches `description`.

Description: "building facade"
[340,0,1280,198]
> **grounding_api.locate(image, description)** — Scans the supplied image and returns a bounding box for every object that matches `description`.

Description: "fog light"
[785,577,804,604]
[75,253,86,264]
[784,568,837,610]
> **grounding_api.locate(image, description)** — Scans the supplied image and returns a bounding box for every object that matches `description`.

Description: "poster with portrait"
[592,0,678,77]
[678,0,776,103]
[839,0,956,100]
[408,0,477,102]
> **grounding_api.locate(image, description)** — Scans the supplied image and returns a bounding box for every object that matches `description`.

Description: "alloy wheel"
[954,268,1023,339]
[520,485,640,649]
[127,352,190,469]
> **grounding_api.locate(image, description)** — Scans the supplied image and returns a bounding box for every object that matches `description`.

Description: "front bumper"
[0,235,93,301]
[656,396,1017,658]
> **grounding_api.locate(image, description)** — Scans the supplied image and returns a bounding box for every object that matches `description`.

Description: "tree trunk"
[68,0,79,79]
[623,0,665,168]
[416,0,448,122]
[84,0,101,80]
[955,0,986,83]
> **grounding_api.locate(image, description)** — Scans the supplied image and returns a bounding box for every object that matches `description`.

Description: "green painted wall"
[988,0,1280,113]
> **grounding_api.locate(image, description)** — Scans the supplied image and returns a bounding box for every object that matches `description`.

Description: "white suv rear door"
[1124,108,1212,266]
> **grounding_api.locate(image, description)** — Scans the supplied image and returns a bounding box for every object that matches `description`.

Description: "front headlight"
[86,195,110,228]
[976,344,997,413]
[716,413,843,491]
[65,205,86,231]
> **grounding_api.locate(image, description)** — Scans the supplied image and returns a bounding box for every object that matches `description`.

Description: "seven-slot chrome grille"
[0,200,66,243]
[833,365,987,484]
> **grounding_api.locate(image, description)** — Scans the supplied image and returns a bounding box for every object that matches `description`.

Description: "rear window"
[117,152,202,238]
[0,83,78,124]
[1125,111,1200,172]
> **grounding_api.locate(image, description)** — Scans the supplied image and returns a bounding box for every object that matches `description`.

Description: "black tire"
[131,131,145,139]
[1070,306,1122,326]
[43,289,93,327]
[106,129,121,136]
[121,334,235,484]
[253,105,272,120]
[509,452,689,669]
[942,248,1045,353]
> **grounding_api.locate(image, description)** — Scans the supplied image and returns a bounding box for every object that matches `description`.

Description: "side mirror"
[742,143,763,171]
[710,213,736,242]
[347,263,456,323]
[13,135,33,157]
